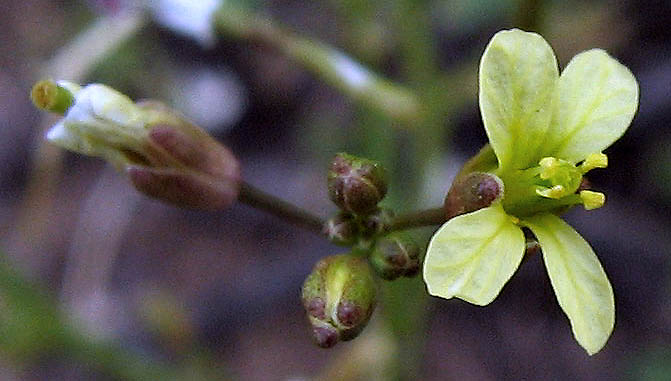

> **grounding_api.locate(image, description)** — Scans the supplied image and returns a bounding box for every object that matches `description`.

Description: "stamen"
[580,190,605,210]
[536,185,565,199]
[581,153,608,173]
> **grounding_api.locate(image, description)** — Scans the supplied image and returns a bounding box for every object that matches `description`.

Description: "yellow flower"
[423,29,639,355]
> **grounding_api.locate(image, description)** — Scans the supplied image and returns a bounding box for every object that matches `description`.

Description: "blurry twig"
[214,5,420,123]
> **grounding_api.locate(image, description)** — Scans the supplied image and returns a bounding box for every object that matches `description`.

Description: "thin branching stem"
[238,182,326,235]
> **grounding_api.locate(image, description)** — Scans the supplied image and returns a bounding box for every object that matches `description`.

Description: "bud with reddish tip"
[444,172,503,219]
[327,153,388,215]
[301,254,377,348]
[31,81,241,210]
[369,233,420,280]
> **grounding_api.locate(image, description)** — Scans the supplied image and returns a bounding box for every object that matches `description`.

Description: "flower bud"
[360,208,393,238]
[327,153,387,215]
[301,254,377,348]
[32,81,241,210]
[444,172,503,219]
[323,212,359,246]
[369,233,420,280]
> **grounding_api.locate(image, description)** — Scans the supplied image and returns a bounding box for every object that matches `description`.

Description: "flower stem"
[388,207,446,231]
[238,182,325,234]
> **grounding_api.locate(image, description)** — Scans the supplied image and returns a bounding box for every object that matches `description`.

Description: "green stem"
[238,182,325,235]
[388,207,446,231]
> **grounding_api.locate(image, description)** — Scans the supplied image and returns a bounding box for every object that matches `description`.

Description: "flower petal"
[543,49,639,162]
[479,29,559,171]
[423,203,525,305]
[524,213,614,355]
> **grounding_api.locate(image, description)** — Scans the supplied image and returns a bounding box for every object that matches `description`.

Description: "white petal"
[524,213,615,355]
[479,29,559,171]
[543,49,639,162]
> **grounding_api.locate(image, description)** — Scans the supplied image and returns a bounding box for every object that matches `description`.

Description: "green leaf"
[479,29,559,172]
[423,203,525,305]
[524,213,614,355]
[543,49,639,163]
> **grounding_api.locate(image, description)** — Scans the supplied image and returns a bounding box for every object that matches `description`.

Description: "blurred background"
[1,0,670,379]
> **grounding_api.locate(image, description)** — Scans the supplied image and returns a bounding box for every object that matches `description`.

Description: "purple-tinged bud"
[323,212,359,246]
[327,153,388,215]
[300,254,377,348]
[369,233,421,280]
[31,81,241,211]
[312,325,339,348]
[126,106,241,211]
[336,300,362,327]
[306,297,326,320]
[360,208,394,238]
[444,172,503,219]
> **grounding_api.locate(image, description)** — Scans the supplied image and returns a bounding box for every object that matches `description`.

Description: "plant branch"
[213,5,420,123]
[238,182,325,235]
[388,207,446,231]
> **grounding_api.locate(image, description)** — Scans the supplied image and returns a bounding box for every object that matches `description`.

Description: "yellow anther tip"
[580,190,605,210]
[582,153,608,173]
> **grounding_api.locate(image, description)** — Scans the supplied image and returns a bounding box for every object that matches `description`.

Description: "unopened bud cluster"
[323,208,393,246]
[324,153,392,247]
[327,153,388,215]
[301,153,425,348]
[444,172,504,219]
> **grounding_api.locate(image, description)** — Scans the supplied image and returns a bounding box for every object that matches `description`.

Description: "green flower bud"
[369,233,420,280]
[301,254,377,348]
[327,153,387,215]
[444,172,504,219]
[323,212,359,246]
